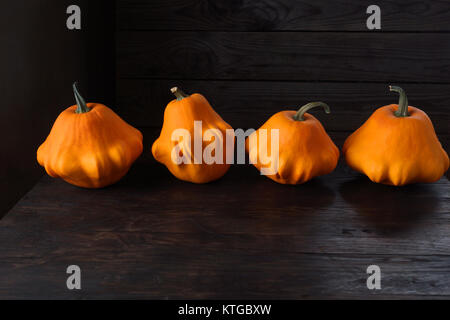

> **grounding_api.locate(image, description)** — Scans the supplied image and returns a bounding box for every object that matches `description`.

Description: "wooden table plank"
[1,250,449,299]
[117,32,450,82]
[117,0,450,32]
[0,136,449,299]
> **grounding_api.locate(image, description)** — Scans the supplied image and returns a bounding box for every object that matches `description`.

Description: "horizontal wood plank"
[116,80,450,135]
[1,251,449,299]
[117,32,450,82]
[117,0,450,32]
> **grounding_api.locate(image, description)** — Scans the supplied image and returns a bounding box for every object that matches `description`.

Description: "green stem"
[171,87,190,101]
[389,85,409,117]
[73,82,90,114]
[293,102,331,121]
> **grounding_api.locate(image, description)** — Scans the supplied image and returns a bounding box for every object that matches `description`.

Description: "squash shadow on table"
[338,175,440,235]
[242,176,336,213]
[235,175,337,238]
[114,155,179,189]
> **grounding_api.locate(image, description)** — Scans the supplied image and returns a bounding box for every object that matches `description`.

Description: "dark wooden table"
[0,147,449,299]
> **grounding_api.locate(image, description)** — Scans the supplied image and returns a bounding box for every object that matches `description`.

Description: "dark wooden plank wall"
[116,0,449,155]
[117,0,450,31]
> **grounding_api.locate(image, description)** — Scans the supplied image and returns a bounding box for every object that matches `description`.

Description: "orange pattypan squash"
[343,86,449,186]
[37,83,143,188]
[246,102,339,184]
[152,87,234,183]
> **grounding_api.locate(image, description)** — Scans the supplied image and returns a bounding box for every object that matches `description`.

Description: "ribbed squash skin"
[343,105,449,186]
[37,103,143,188]
[152,93,234,184]
[246,111,339,185]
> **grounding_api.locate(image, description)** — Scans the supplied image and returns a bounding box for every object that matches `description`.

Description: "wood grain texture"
[117,0,450,31]
[117,31,450,82]
[116,79,450,136]
[0,129,449,299]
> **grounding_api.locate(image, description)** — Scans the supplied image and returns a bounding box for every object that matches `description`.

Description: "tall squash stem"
[390,85,409,117]
[293,102,331,121]
[171,87,190,101]
[73,82,90,114]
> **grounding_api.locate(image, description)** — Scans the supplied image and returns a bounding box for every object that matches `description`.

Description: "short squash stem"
[293,102,331,121]
[73,82,90,114]
[389,85,409,117]
[171,87,190,101]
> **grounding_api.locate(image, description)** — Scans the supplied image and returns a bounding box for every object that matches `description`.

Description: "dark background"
[1,1,449,217]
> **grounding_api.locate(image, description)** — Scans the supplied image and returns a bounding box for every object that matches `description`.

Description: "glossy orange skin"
[152,93,234,184]
[246,111,340,184]
[343,105,449,186]
[37,103,143,188]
